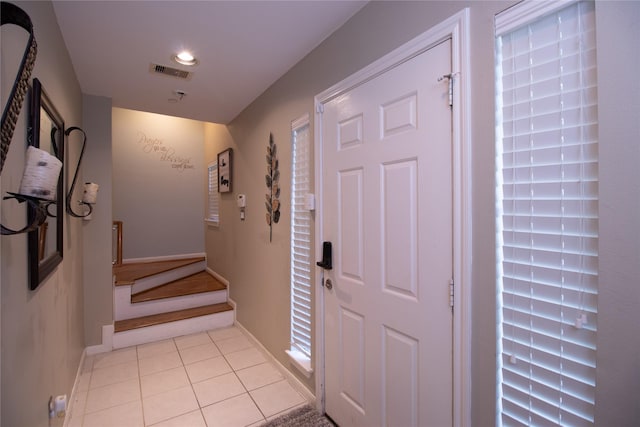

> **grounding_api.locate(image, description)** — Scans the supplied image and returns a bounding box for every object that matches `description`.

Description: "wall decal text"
[137,131,194,172]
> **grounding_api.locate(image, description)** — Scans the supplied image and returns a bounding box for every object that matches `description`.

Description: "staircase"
[112,256,234,349]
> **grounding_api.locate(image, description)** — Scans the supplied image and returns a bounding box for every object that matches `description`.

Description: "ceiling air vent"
[149,63,192,80]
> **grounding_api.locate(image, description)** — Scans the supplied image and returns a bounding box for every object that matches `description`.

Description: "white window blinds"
[290,116,312,358]
[496,1,598,426]
[207,162,219,224]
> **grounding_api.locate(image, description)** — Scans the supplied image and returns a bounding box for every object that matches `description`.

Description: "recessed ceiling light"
[173,51,198,66]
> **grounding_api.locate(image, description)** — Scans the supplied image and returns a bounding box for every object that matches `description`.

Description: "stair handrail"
[112,220,123,265]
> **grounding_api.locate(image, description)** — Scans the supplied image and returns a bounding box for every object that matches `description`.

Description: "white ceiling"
[52,1,367,124]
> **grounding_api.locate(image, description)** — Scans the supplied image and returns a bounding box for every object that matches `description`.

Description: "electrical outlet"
[54,394,67,418]
[48,396,55,419]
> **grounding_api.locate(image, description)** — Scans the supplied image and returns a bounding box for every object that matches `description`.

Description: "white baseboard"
[86,324,114,355]
[228,297,237,324]
[123,252,206,264]
[234,321,316,405]
[63,349,87,427]
[209,268,236,323]
[207,267,229,287]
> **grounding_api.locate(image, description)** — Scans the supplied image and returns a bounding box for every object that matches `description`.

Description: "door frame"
[313,9,471,427]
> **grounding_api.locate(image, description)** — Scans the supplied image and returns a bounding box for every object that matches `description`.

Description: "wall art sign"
[136,131,195,172]
[218,148,232,192]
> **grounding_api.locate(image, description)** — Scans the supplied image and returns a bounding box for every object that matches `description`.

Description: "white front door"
[320,38,454,427]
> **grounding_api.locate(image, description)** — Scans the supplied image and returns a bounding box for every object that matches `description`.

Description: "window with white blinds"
[496,1,598,426]
[207,162,219,224]
[289,116,312,361]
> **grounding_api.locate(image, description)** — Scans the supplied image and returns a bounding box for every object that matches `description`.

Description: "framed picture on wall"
[218,148,232,192]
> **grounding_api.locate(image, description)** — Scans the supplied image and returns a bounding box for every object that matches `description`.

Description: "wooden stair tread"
[113,257,205,286]
[131,271,226,303]
[114,303,233,333]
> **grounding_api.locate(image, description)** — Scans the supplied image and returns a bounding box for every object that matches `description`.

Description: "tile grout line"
[217,331,305,424]
[176,330,257,425]
[71,355,91,426]
[136,344,148,427]
[214,330,268,425]
[152,335,206,427]
[183,333,215,426]
[79,327,303,426]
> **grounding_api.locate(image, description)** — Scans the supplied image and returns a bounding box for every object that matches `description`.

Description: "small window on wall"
[207,162,219,225]
[496,1,598,425]
[287,113,313,377]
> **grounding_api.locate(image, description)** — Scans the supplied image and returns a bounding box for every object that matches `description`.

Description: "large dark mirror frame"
[28,78,64,290]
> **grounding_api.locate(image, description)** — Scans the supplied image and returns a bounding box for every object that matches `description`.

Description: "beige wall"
[203,123,237,274]
[112,108,205,260]
[205,0,508,406]
[594,2,640,424]
[205,1,640,424]
[1,1,636,425]
[0,1,84,425]
[82,95,113,345]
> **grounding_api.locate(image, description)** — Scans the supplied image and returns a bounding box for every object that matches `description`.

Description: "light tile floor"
[67,326,308,427]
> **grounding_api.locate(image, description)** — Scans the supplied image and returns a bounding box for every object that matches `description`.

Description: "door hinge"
[449,279,454,308]
[316,103,324,114]
[438,73,458,107]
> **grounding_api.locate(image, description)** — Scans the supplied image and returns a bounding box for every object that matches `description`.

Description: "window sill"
[285,348,313,378]
[205,219,219,227]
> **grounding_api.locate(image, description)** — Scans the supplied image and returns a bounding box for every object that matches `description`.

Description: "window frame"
[286,113,313,377]
[206,161,220,226]
[495,1,599,425]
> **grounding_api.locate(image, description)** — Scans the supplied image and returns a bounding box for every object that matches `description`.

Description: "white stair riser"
[112,310,234,349]
[114,287,227,321]
[130,261,206,294]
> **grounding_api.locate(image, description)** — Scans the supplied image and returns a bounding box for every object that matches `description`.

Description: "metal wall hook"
[45,201,57,217]
[64,126,93,218]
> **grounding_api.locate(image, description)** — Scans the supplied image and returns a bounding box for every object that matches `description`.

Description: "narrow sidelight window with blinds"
[207,162,219,224]
[290,116,312,359]
[496,1,598,425]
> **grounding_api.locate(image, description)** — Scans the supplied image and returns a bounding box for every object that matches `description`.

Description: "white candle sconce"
[65,126,97,218]
[1,145,62,235]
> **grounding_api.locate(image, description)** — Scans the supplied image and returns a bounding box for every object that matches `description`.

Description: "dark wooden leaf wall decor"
[265,133,280,242]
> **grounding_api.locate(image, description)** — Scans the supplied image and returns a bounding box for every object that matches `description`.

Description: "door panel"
[383,326,419,427]
[382,159,418,299]
[339,307,366,411]
[339,169,364,282]
[322,39,454,427]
